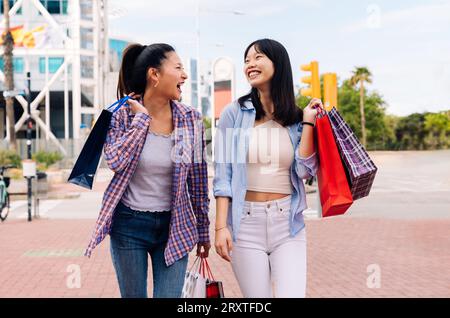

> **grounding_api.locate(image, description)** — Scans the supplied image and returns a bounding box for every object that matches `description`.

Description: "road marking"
[10,201,27,211]
[370,189,450,193]
[11,200,63,219]
[22,248,84,258]
[303,208,320,219]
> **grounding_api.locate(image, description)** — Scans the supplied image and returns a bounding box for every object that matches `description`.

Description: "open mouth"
[247,70,261,79]
[177,82,184,93]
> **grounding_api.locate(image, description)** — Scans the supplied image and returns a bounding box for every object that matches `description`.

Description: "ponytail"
[116,43,175,100]
[117,44,146,99]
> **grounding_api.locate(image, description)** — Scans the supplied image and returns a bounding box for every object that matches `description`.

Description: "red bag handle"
[315,104,326,118]
[200,256,215,281]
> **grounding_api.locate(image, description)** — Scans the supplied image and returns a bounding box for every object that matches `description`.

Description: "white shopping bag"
[181,256,207,298]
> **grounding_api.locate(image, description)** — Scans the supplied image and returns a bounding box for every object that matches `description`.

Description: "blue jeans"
[109,201,188,298]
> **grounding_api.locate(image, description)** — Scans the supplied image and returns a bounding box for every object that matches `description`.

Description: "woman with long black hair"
[213,39,322,297]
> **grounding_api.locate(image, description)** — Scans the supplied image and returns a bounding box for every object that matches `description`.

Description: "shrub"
[32,151,63,170]
[0,149,22,168]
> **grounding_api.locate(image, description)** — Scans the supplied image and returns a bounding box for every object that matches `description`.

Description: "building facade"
[0,0,117,156]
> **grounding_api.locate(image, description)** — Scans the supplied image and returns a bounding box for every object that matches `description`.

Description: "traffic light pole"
[300,61,321,99]
[26,71,32,222]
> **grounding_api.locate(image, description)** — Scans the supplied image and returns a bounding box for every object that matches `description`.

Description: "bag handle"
[316,104,326,119]
[200,257,215,281]
[188,256,203,274]
[107,96,131,113]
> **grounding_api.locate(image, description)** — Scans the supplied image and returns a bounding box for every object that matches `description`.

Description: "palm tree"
[2,0,17,150]
[350,67,372,148]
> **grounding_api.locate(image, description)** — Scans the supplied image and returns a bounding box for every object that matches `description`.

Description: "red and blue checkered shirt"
[85,100,210,266]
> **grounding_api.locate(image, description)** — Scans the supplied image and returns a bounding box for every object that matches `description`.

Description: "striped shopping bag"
[315,108,353,217]
[328,107,378,200]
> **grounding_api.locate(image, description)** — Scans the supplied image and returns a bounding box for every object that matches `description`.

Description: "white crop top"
[246,120,294,194]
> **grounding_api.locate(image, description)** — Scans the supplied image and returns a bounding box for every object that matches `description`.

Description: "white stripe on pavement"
[12,200,63,219]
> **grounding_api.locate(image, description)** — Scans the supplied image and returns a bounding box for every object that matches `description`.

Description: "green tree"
[297,78,388,150]
[395,113,427,150]
[338,80,388,150]
[296,94,310,109]
[424,112,450,149]
[350,67,372,148]
[383,114,400,150]
[296,66,449,151]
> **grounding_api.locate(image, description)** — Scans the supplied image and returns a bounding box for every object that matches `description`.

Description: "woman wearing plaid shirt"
[213,39,322,297]
[85,43,211,298]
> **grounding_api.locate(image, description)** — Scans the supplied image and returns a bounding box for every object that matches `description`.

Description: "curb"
[9,192,81,201]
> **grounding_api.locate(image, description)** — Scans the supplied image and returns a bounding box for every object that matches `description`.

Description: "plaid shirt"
[84,100,210,266]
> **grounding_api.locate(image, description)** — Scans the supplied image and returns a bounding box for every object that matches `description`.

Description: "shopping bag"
[67,96,130,189]
[201,257,225,298]
[181,256,207,298]
[328,107,378,200]
[315,108,353,217]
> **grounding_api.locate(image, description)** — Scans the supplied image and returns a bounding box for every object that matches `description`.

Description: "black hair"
[238,38,302,126]
[117,43,175,99]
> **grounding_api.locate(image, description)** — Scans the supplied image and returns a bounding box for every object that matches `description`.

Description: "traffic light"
[300,61,321,99]
[323,73,337,111]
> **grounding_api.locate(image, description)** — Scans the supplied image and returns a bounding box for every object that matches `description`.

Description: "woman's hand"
[127,92,149,115]
[303,98,323,123]
[196,242,211,258]
[214,227,233,262]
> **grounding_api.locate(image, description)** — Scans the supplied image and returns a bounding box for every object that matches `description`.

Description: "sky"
[108,0,450,116]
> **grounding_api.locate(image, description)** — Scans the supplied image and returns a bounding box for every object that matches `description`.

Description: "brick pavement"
[0,214,449,298]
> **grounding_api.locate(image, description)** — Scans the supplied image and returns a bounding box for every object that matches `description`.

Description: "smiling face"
[151,51,188,101]
[244,45,275,90]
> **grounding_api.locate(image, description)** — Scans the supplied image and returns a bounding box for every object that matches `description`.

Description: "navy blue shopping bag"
[67,96,130,189]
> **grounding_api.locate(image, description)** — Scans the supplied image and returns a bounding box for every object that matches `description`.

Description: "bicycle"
[0,165,14,222]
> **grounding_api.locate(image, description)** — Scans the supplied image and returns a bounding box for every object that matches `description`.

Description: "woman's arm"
[213,104,236,262]
[299,125,315,158]
[295,98,322,179]
[187,117,211,247]
[104,104,150,173]
[214,197,233,262]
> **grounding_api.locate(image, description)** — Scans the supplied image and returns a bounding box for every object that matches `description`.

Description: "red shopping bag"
[315,108,353,217]
[200,257,225,298]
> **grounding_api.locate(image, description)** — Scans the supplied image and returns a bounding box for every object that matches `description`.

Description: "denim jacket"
[213,99,318,242]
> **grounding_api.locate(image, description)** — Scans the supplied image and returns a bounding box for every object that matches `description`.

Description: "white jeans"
[231,195,307,298]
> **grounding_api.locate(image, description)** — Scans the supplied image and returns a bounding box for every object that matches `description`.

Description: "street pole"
[26,71,32,222]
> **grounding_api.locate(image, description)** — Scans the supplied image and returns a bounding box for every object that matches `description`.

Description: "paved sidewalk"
[2,151,450,298]
[0,215,449,298]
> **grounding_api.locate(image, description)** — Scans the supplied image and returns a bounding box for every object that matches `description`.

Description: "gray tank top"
[121,130,174,212]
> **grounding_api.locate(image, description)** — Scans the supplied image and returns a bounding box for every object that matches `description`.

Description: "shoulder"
[221,100,245,120]
[173,101,202,119]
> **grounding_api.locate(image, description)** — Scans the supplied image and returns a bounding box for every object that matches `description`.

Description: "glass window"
[0,0,22,14]
[46,0,61,14]
[62,0,68,14]
[0,57,25,73]
[39,0,45,11]
[38,0,66,15]
[39,57,64,74]
[13,58,24,73]
[191,59,198,80]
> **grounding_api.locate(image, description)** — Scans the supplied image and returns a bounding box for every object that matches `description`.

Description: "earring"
[154,82,159,88]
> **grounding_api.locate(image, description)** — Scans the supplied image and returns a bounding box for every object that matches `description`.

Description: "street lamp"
[195,1,244,113]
